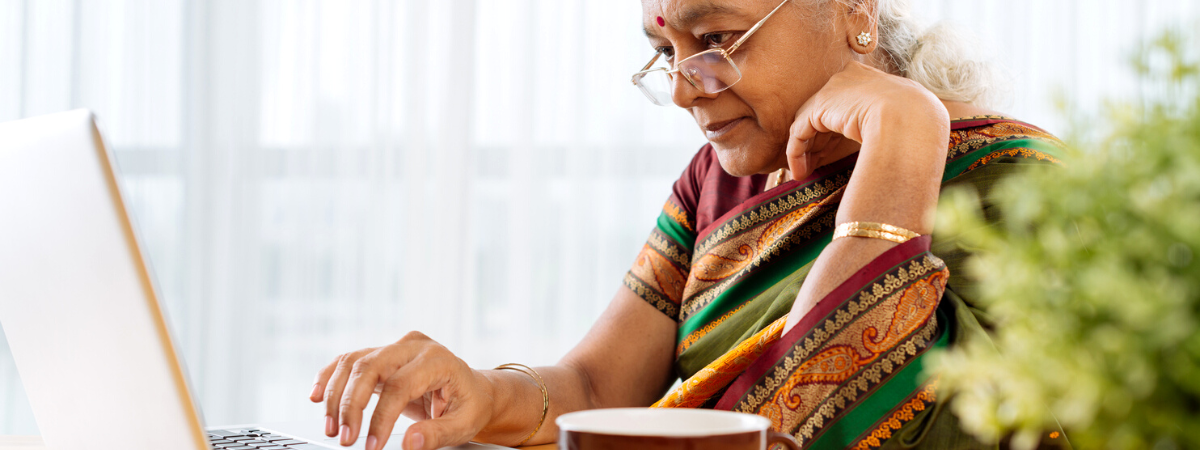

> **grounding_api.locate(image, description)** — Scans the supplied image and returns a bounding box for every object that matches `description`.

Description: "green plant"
[931,29,1200,450]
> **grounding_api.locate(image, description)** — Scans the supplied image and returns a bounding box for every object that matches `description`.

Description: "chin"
[710,138,781,178]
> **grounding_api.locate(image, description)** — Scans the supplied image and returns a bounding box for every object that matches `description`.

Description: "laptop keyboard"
[207,428,324,450]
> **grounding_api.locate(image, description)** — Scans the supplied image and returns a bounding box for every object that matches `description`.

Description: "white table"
[0,437,44,450]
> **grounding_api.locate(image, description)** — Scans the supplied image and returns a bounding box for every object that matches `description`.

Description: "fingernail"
[340,424,351,445]
[365,435,378,450]
[409,432,424,450]
[325,415,335,436]
[311,383,322,399]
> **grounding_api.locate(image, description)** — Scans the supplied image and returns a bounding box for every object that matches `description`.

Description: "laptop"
[0,110,514,450]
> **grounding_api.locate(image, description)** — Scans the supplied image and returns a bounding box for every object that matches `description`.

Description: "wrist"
[870,86,949,144]
[476,369,504,437]
[842,90,949,236]
[475,367,546,446]
[860,95,949,167]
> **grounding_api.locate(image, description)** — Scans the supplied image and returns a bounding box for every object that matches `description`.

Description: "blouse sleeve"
[622,146,711,321]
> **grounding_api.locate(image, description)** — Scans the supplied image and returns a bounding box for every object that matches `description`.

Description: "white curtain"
[0,0,1195,434]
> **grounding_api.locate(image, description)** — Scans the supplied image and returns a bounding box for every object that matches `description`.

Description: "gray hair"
[830,0,1007,107]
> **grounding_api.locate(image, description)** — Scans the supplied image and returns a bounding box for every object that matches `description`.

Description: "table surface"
[0,436,555,450]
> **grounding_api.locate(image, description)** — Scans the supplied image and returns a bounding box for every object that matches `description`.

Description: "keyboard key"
[268,439,304,445]
[284,445,327,450]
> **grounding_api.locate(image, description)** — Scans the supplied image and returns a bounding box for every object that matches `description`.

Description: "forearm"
[786,104,949,331]
[840,103,949,234]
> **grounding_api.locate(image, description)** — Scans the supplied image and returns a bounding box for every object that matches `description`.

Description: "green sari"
[625,116,1068,449]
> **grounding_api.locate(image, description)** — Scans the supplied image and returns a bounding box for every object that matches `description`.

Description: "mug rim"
[555,407,771,437]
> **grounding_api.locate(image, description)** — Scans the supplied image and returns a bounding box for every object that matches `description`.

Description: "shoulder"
[944,115,1066,181]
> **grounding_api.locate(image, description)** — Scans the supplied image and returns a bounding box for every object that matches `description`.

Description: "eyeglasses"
[632,0,792,106]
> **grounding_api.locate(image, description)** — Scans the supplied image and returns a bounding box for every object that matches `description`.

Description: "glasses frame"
[632,0,792,105]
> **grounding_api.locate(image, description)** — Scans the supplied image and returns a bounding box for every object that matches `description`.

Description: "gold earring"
[856,31,872,47]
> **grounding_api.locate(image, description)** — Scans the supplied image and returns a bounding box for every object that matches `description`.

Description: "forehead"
[641,0,764,35]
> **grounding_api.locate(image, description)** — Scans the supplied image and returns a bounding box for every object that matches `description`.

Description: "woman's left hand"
[783,60,950,181]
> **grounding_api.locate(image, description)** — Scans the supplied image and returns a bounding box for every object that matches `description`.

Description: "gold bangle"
[494,363,549,447]
[833,221,920,244]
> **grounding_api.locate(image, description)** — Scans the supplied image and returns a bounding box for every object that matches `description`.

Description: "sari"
[624,116,1068,449]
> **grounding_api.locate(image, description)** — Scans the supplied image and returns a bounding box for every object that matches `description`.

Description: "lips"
[703,117,748,141]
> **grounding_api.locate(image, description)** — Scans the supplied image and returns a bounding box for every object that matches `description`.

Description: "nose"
[670,66,719,108]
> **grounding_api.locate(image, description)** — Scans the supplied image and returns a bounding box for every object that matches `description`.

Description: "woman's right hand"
[310,331,496,450]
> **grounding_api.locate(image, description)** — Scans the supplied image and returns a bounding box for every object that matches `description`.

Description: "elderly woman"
[311,0,1066,449]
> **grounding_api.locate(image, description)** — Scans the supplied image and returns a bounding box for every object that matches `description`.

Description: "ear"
[840,0,878,55]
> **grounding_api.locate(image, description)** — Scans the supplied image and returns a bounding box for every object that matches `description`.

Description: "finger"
[430,389,447,419]
[338,354,387,447]
[789,109,822,145]
[374,364,444,450]
[787,96,828,180]
[786,115,824,181]
[784,135,814,180]
[403,415,477,450]
[402,394,433,421]
[380,359,445,422]
[367,380,414,450]
[325,351,369,436]
[342,338,433,446]
[311,359,340,402]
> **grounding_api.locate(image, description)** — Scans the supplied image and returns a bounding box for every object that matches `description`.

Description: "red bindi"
[657,16,665,27]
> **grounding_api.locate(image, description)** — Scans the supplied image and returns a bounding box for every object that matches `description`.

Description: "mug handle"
[767,431,801,450]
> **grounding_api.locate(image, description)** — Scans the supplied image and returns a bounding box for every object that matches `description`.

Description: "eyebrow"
[643,2,744,38]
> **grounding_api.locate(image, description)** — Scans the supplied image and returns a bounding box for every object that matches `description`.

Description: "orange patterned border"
[850,376,941,450]
[624,273,680,319]
[663,200,694,232]
[966,147,1061,171]
[947,122,1062,162]
[653,317,787,409]
[676,302,749,356]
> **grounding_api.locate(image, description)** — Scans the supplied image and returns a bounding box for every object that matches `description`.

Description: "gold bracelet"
[832,221,920,244]
[494,363,549,447]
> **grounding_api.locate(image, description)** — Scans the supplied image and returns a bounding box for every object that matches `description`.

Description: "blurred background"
[0,0,1195,434]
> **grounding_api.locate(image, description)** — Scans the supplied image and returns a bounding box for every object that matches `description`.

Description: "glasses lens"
[678,51,742,94]
[634,70,674,106]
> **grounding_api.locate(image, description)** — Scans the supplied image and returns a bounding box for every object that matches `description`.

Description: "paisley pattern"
[680,184,845,321]
[630,117,1066,449]
[625,217,693,319]
[632,242,688,303]
[726,250,948,444]
[946,119,1060,161]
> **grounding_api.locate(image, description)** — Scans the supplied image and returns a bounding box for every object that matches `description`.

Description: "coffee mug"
[556,408,800,450]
